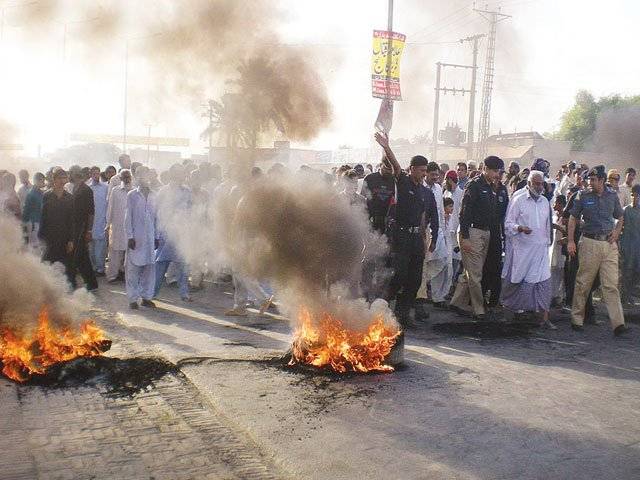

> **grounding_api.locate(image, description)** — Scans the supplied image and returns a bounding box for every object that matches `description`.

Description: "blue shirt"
[22,187,43,224]
[570,186,623,235]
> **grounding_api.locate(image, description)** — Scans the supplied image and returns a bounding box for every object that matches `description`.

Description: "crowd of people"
[373,133,636,336]
[0,141,638,337]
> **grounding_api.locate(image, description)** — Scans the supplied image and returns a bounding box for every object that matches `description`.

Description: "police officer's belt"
[397,226,421,234]
[583,232,611,241]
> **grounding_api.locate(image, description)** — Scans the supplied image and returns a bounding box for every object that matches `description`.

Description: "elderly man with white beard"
[124,166,159,309]
[501,170,556,329]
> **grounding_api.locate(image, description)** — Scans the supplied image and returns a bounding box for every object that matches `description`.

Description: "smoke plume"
[0,214,91,332]
[155,169,396,332]
[594,106,640,169]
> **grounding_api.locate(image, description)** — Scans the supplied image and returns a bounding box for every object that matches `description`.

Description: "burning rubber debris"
[0,307,111,383]
[288,308,402,373]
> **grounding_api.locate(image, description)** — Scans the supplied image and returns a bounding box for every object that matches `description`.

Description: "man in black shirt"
[451,155,505,319]
[39,167,75,287]
[362,160,396,234]
[375,133,439,326]
[68,165,98,291]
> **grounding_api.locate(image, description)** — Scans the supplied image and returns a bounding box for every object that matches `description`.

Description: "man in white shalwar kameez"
[124,166,158,309]
[417,163,450,309]
[501,170,555,328]
[105,169,132,282]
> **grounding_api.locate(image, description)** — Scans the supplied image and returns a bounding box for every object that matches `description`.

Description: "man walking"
[568,165,630,336]
[501,171,555,329]
[105,169,133,282]
[22,172,45,253]
[618,167,636,208]
[620,185,640,305]
[88,166,109,276]
[39,168,75,287]
[450,156,505,320]
[418,162,450,309]
[154,164,192,302]
[68,165,98,291]
[125,166,158,309]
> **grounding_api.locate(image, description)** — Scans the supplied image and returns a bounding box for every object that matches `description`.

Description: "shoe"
[449,305,471,317]
[181,296,193,302]
[414,305,430,321]
[540,319,557,330]
[570,323,583,332]
[561,306,572,315]
[95,271,106,277]
[414,298,429,305]
[107,278,120,284]
[259,295,274,316]
[129,302,139,310]
[614,325,631,337]
[432,301,448,310]
[225,307,249,317]
[141,299,156,308]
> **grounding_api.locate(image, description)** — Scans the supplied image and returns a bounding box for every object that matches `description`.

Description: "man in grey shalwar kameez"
[501,170,556,329]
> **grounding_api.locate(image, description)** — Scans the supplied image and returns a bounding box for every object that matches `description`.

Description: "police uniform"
[450,156,505,317]
[481,180,509,307]
[570,166,626,331]
[385,170,439,322]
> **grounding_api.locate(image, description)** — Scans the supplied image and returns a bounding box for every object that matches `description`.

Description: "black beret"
[484,155,504,171]
[588,165,607,179]
[410,155,429,167]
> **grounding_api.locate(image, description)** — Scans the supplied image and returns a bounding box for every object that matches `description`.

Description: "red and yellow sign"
[372,30,406,100]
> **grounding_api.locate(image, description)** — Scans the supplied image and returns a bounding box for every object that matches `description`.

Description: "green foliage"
[556,90,640,150]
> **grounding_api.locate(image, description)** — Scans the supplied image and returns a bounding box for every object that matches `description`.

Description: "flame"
[289,307,401,373]
[0,307,110,382]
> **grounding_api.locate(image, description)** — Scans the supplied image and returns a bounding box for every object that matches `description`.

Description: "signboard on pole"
[371,30,406,100]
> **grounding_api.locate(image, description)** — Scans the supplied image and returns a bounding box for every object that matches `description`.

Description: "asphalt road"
[96,279,640,480]
[3,278,639,480]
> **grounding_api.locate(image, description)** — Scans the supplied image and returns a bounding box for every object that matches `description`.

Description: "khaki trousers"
[451,228,490,315]
[571,236,625,329]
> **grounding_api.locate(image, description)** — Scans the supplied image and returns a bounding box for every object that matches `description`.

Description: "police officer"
[568,165,630,336]
[375,132,439,326]
[481,174,509,311]
[450,155,506,319]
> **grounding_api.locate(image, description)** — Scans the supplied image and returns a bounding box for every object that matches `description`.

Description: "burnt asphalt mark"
[25,356,181,398]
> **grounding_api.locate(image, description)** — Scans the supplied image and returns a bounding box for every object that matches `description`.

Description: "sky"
[0,0,639,157]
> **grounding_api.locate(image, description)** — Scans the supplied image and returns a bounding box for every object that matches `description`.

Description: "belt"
[583,232,611,241]
[470,224,490,231]
[397,226,421,234]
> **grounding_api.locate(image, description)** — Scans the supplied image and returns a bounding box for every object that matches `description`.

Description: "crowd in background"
[0,148,638,335]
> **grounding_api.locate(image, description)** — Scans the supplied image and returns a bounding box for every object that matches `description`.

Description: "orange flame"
[289,307,401,373]
[0,307,110,382]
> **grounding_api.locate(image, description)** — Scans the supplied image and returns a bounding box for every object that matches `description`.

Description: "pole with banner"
[373,0,404,134]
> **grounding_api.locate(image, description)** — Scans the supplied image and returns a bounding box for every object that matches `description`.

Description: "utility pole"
[145,124,153,165]
[122,41,129,154]
[431,62,473,163]
[432,62,441,162]
[475,6,511,161]
[459,34,485,161]
[201,100,215,163]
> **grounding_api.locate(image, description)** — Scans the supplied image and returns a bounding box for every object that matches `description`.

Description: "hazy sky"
[0,0,638,156]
